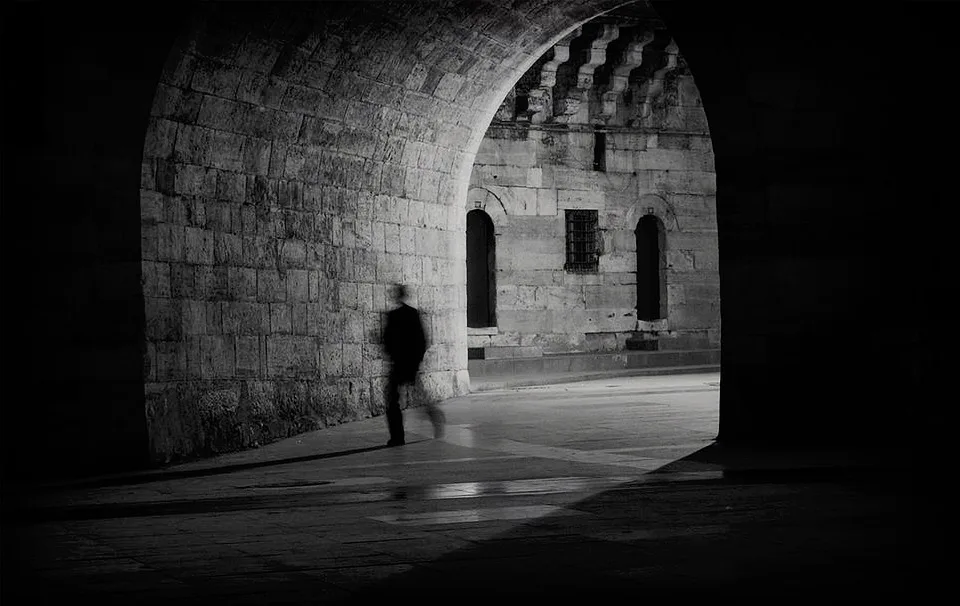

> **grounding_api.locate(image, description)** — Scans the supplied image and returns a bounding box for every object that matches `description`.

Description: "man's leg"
[385,369,405,445]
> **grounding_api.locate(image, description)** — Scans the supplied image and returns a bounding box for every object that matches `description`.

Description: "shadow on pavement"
[3,445,916,604]
[342,444,914,601]
[6,441,433,495]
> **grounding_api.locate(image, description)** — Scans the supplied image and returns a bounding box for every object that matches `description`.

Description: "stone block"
[235,336,260,377]
[354,249,377,284]
[182,300,206,335]
[669,301,720,330]
[206,302,223,334]
[419,170,441,204]
[286,269,309,303]
[154,340,187,380]
[489,331,522,347]
[342,343,363,377]
[184,337,202,378]
[241,137,272,176]
[599,254,636,273]
[646,169,717,196]
[144,118,178,159]
[201,335,236,378]
[384,223,401,253]
[176,164,218,198]
[609,231,636,254]
[141,190,164,225]
[543,285,586,310]
[213,232,243,265]
[338,281,359,310]
[497,310,552,334]
[666,249,697,271]
[257,269,286,302]
[377,253,403,284]
[319,343,343,377]
[673,213,719,231]
[545,166,602,192]
[605,149,636,174]
[142,261,170,298]
[206,202,234,233]
[206,131,244,172]
[694,249,720,271]
[152,83,202,122]
[173,126,214,166]
[484,345,543,359]
[145,298,182,341]
[536,188,558,216]
[242,236,275,268]
[170,263,196,299]
[402,255,423,284]
[223,302,268,335]
[267,335,318,378]
[500,251,564,271]
[558,188,605,209]
[184,227,214,265]
[270,303,292,334]
[357,282,374,311]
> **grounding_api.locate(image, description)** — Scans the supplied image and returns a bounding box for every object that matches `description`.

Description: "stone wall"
[135,1,640,463]
[4,0,925,480]
[467,50,720,356]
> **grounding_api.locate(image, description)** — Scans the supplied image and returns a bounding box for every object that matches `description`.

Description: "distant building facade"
[466,15,720,359]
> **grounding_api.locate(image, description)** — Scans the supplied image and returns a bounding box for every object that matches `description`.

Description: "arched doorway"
[467,209,496,328]
[636,215,666,321]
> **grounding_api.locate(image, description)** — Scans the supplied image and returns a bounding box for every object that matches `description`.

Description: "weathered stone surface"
[470,114,718,355]
[135,1,722,464]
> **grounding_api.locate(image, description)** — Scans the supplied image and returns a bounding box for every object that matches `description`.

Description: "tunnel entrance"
[467,209,497,328]
[636,215,666,321]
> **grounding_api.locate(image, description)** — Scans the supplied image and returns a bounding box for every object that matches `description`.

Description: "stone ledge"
[484,345,544,359]
[468,326,499,336]
[469,348,720,377]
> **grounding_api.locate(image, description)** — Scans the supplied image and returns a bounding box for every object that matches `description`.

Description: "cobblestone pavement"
[2,373,915,603]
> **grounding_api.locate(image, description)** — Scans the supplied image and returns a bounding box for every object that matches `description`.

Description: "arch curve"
[138,0,647,461]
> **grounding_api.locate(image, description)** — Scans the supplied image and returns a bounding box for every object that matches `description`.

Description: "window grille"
[565,209,599,273]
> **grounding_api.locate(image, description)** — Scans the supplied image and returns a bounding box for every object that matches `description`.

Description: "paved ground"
[2,373,915,602]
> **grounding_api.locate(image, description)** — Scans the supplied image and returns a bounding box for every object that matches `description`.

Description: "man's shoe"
[387,439,405,447]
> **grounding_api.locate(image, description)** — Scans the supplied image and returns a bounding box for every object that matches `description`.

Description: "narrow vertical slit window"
[515,95,529,117]
[593,129,606,172]
[565,209,599,273]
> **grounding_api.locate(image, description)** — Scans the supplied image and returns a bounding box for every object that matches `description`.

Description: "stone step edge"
[469,350,720,375]
[481,348,721,360]
[469,364,721,392]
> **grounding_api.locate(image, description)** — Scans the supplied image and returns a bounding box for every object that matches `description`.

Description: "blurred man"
[382,284,444,446]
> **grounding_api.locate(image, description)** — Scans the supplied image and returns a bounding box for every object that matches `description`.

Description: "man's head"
[392,284,408,305]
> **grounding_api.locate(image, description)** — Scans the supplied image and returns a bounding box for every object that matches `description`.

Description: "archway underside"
[140,0,643,461]
[5,0,902,476]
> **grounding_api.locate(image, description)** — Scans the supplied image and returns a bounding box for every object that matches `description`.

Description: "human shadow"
[15,440,431,493]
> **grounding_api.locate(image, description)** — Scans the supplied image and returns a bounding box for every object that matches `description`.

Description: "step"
[469,364,721,392]
[468,348,721,378]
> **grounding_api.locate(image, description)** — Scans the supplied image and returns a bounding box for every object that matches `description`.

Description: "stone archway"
[3,0,917,478]
[137,0,641,462]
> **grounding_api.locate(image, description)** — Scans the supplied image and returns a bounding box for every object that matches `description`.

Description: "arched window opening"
[636,215,667,321]
[467,210,496,328]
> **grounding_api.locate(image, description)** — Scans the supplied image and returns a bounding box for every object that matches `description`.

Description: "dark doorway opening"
[636,215,666,321]
[467,209,496,328]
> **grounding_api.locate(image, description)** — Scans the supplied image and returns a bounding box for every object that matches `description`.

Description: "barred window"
[565,209,599,273]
